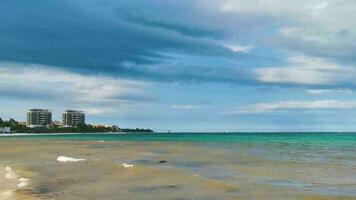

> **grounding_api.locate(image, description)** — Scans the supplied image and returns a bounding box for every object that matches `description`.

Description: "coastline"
[0,132,130,137]
[3,132,356,138]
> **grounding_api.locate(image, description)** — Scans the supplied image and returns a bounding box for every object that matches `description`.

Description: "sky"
[1,0,356,132]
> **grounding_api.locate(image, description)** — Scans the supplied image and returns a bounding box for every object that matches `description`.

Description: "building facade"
[62,110,85,127]
[27,109,52,127]
[52,120,62,126]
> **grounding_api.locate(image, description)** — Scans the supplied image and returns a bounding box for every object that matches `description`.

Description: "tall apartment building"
[27,109,52,127]
[62,110,85,127]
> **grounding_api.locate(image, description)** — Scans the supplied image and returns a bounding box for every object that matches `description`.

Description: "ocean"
[0,132,355,200]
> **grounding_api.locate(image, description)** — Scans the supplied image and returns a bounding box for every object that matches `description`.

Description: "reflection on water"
[0,133,355,200]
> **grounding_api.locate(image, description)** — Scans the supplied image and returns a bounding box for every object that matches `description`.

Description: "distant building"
[0,127,11,134]
[52,120,62,126]
[93,125,110,128]
[27,109,52,127]
[62,110,85,127]
[18,121,27,126]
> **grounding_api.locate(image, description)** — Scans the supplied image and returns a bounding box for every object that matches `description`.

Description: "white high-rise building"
[27,109,52,127]
[62,110,85,127]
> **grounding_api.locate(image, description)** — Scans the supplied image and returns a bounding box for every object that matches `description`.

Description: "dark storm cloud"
[0,0,238,77]
[0,89,54,100]
[3,0,354,90]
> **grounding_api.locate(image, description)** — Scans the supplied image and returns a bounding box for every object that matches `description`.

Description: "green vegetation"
[0,118,153,133]
[0,118,24,130]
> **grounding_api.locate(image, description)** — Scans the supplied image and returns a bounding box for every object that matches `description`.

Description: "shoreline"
[0,132,130,137]
[2,132,356,137]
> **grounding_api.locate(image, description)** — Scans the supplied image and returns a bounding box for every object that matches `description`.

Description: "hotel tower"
[27,109,52,127]
[62,110,85,127]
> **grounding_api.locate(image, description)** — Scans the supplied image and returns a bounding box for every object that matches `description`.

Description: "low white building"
[0,127,11,134]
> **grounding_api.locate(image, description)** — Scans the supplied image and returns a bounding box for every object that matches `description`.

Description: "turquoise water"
[3,132,356,145]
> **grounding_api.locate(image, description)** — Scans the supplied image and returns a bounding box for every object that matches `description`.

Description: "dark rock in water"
[132,185,178,192]
[159,160,167,163]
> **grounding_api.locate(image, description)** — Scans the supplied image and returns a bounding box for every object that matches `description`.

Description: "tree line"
[0,118,153,133]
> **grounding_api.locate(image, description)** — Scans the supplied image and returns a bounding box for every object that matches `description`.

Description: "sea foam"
[4,166,18,179]
[2,166,30,191]
[57,156,86,162]
[17,177,29,188]
[121,163,134,168]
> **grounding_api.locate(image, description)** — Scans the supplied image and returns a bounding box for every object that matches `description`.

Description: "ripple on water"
[264,179,356,196]
[265,179,312,189]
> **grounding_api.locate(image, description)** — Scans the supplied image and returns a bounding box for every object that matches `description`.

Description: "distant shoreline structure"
[0,118,154,134]
[0,132,151,137]
[26,109,86,128]
[0,108,153,134]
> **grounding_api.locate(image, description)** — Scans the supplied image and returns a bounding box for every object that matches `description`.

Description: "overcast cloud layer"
[1,0,356,131]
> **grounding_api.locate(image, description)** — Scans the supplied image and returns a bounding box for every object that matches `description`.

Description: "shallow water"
[0,133,355,200]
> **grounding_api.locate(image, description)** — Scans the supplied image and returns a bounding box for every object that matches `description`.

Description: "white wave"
[17,177,29,188]
[5,166,12,171]
[4,166,18,179]
[121,163,134,168]
[57,156,86,162]
[1,166,30,199]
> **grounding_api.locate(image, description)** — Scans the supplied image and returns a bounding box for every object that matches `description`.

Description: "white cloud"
[219,0,334,20]
[0,62,152,115]
[254,55,356,85]
[226,100,356,114]
[222,43,254,53]
[306,89,353,95]
[171,104,200,110]
[218,0,356,28]
[212,0,356,62]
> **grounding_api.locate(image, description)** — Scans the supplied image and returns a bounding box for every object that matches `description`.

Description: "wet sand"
[0,137,355,200]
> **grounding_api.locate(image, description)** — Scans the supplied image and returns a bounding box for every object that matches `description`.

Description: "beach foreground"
[0,133,355,200]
